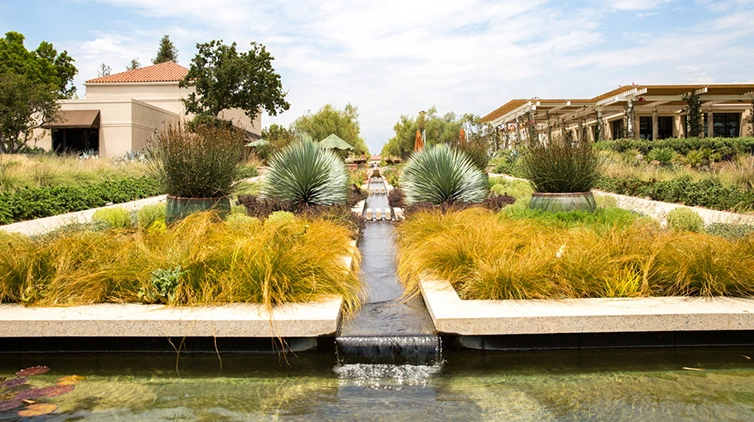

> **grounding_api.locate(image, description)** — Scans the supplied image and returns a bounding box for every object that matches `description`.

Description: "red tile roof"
[86,61,189,84]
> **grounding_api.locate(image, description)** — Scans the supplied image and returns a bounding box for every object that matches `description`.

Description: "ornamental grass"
[0,212,362,314]
[395,208,754,300]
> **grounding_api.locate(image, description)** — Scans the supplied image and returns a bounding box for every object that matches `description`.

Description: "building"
[482,84,754,147]
[36,62,261,158]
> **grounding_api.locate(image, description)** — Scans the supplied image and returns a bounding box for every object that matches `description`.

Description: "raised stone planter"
[420,278,754,336]
[529,191,597,212]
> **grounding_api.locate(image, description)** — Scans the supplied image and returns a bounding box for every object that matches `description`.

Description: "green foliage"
[257,123,297,161]
[266,210,296,224]
[291,104,369,156]
[401,144,487,205]
[179,39,289,123]
[126,58,140,70]
[488,177,533,199]
[381,107,494,159]
[262,139,349,206]
[666,207,704,233]
[148,124,245,198]
[136,203,166,230]
[502,204,643,232]
[705,222,754,240]
[647,147,675,165]
[152,35,178,64]
[595,137,754,157]
[0,31,77,153]
[595,175,754,212]
[0,176,162,224]
[489,150,522,176]
[91,207,132,229]
[138,266,184,304]
[519,139,602,193]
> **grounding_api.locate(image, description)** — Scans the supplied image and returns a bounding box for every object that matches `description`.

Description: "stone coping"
[420,278,754,335]
[0,298,342,338]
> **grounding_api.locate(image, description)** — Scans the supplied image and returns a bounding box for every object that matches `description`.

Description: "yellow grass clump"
[0,212,362,314]
[395,208,754,300]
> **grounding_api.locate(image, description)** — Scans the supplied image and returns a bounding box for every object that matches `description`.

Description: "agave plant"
[262,139,349,205]
[401,144,487,205]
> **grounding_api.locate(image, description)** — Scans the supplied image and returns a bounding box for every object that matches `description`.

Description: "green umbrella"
[318,134,354,150]
[245,138,269,147]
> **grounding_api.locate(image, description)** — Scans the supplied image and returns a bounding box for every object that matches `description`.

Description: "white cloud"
[59,0,754,153]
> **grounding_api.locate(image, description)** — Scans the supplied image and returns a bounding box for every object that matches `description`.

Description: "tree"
[179,39,289,125]
[381,107,463,158]
[153,35,178,64]
[0,31,77,152]
[97,63,111,77]
[291,104,369,156]
[126,58,140,70]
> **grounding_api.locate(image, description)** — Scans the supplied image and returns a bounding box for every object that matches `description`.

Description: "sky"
[2,0,754,154]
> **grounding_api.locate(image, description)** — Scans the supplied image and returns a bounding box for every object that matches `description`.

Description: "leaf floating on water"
[15,366,50,377]
[0,399,23,412]
[18,403,58,417]
[682,367,704,371]
[56,375,86,385]
[0,377,28,388]
[16,384,75,401]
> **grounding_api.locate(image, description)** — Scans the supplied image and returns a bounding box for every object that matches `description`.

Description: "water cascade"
[336,175,441,366]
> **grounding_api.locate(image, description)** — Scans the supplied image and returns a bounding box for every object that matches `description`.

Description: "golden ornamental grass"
[0,212,362,313]
[396,208,754,300]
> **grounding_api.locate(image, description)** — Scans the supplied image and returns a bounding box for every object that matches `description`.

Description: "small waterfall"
[336,336,441,365]
[336,172,442,368]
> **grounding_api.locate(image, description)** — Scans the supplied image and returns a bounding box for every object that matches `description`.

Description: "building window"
[639,116,673,140]
[52,128,99,155]
[704,113,740,138]
[611,120,624,140]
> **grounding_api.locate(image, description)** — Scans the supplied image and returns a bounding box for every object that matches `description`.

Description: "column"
[652,110,658,141]
[626,99,635,139]
[596,109,604,142]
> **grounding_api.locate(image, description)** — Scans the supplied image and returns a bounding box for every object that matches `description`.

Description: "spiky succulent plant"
[262,139,349,205]
[401,144,487,205]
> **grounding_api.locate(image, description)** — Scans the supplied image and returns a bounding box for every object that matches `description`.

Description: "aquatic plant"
[401,144,487,205]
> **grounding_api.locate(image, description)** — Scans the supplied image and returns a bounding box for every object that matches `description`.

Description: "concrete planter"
[165,195,230,222]
[530,191,596,212]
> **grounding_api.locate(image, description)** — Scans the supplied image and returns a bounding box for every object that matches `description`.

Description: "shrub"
[262,139,349,206]
[666,207,704,233]
[401,144,487,205]
[480,195,516,212]
[137,203,166,230]
[148,124,245,198]
[388,188,405,208]
[647,147,675,165]
[705,222,754,240]
[519,139,601,193]
[91,207,132,229]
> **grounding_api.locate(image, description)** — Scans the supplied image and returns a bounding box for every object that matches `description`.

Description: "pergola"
[482,84,754,144]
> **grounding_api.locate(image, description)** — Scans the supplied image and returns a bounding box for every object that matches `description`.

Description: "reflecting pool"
[1,348,753,421]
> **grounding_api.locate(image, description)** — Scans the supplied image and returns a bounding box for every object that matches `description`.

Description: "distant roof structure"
[319,134,354,150]
[86,61,189,84]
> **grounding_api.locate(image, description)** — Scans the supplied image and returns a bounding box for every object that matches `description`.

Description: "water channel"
[2,176,754,420]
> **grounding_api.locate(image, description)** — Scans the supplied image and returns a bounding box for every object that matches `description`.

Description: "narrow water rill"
[336,176,441,365]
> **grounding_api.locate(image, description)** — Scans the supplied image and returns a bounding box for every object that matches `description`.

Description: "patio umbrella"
[319,134,354,150]
[459,128,466,145]
[414,129,424,152]
[245,138,269,147]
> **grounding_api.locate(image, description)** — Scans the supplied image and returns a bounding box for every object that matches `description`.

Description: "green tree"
[381,107,462,157]
[179,39,289,125]
[97,63,111,77]
[0,31,77,153]
[292,104,369,156]
[153,35,178,64]
[126,58,140,70]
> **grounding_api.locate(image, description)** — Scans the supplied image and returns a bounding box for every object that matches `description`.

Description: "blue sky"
[2,0,753,154]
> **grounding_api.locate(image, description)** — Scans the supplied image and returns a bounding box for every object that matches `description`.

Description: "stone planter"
[529,191,596,212]
[165,195,231,222]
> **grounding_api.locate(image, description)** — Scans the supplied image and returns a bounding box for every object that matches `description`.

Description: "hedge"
[0,177,163,225]
[595,175,754,212]
[595,137,754,157]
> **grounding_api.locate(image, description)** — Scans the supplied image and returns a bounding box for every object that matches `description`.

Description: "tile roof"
[86,61,189,84]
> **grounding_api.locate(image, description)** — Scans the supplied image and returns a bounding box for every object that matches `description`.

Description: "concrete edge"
[420,278,754,335]
[0,298,343,338]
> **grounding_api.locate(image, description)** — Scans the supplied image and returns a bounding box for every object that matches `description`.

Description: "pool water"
[2,348,754,421]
